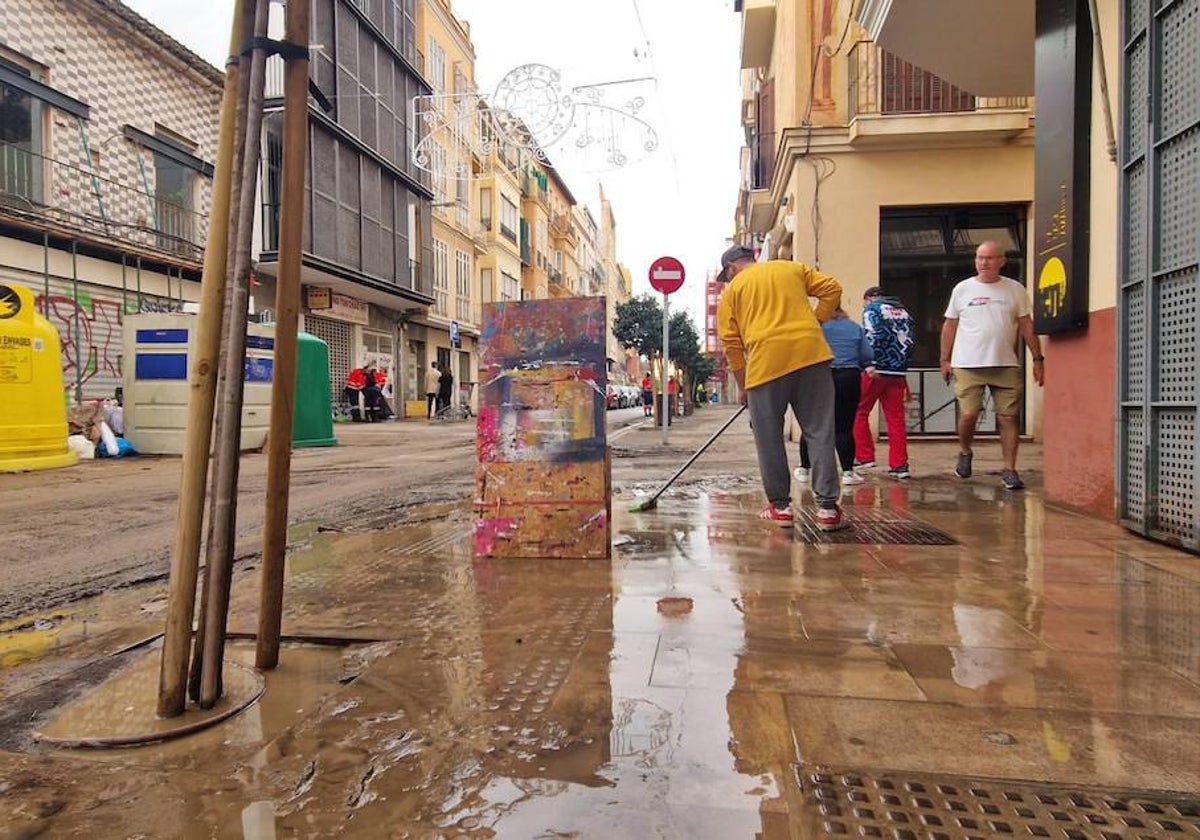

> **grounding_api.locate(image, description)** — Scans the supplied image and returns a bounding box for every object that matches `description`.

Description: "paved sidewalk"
[1,405,1198,838]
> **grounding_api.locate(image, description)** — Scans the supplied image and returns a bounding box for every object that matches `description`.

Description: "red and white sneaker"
[815,507,849,532]
[758,503,794,526]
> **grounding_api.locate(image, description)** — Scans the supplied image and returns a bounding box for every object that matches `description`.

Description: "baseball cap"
[863,286,884,299]
[717,244,755,282]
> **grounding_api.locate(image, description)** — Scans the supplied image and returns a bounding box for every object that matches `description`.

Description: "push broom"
[628,404,747,512]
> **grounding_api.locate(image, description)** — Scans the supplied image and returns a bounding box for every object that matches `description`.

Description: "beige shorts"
[953,366,1023,416]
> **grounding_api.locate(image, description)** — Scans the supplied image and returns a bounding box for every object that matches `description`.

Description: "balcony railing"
[849,41,1030,120]
[408,256,433,299]
[468,218,488,250]
[749,131,776,191]
[551,213,577,244]
[0,142,207,262]
[499,222,517,244]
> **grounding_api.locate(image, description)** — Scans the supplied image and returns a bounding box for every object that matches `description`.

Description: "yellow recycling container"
[0,282,77,471]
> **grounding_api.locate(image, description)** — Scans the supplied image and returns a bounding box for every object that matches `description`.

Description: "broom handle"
[647,404,746,504]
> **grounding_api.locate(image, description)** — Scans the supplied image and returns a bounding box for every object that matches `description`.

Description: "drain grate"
[799,766,1200,839]
[794,508,957,545]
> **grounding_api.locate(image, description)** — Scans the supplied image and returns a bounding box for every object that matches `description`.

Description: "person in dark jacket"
[797,308,875,486]
[853,286,915,479]
[437,363,454,414]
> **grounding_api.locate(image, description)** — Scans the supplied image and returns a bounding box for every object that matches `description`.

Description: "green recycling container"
[292,331,337,448]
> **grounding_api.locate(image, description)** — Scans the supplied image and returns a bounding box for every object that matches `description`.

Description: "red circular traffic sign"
[648,256,685,295]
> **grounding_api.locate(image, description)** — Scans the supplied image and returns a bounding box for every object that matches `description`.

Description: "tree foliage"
[612,294,662,358]
[614,294,717,390]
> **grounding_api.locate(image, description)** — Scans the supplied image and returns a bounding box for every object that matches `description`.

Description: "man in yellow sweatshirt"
[716,245,848,531]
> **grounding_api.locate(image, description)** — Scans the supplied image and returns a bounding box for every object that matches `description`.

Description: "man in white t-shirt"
[939,241,1044,490]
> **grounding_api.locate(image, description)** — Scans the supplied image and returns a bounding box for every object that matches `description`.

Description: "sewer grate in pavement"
[798,766,1200,839]
[793,508,957,545]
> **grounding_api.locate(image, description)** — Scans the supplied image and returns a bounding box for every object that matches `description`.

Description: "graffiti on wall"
[35,291,124,398]
[25,278,184,401]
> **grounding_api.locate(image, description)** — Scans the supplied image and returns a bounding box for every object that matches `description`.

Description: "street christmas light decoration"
[410,62,659,180]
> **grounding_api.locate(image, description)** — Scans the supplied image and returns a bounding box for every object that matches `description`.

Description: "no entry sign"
[648,256,685,295]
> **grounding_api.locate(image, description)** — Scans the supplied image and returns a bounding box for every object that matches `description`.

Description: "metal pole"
[156,0,245,718]
[197,0,269,709]
[42,231,49,317]
[71,241,81,405]
[661,291,669,445]
[256,0,310,670]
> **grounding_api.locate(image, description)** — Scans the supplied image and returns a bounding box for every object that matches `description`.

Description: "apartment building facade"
[411,0,484,413]
[597,185,633,381]
[857,0,1198,547]
[0,0,222,402]
[475,108,524,311]
[734,0,1035,438]
[254,0,434,415]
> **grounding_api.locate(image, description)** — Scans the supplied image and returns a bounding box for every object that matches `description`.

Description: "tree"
[614,295,716,394]
[613,294,663,359]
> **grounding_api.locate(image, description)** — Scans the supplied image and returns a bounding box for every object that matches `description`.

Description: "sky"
[119,0,744,325]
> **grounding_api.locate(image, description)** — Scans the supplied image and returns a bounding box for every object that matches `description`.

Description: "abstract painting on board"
[474,297,610,558]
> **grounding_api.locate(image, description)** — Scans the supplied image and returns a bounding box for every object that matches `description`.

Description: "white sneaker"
[793,467,811,483]
[841,470,864,486]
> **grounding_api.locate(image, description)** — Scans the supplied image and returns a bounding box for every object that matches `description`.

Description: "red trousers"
[853,374,908,469]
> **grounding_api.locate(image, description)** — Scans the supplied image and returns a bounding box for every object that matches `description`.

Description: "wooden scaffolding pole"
[195,0,271,709]
[188,0,252,704]
[256,0,310,670]
[157,0,247,718]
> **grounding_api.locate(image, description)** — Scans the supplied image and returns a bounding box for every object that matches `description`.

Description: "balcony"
[468,219,488,254]
[847,42,1032,147]
[738,0,776,70]
[499,222,518,244]
[0,142,207,263]
[551,213,577,246]
[857,0,1033,97]
[519,223,532,266]
[739,136,775,234]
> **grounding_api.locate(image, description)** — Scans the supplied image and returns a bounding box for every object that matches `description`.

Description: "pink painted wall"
[1042,307,1116,519]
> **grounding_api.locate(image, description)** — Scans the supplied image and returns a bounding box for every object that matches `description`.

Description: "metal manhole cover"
[794,509,957,545]
[799,766,1200,839]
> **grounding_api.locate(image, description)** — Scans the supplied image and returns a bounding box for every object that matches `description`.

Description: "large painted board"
[475,298,610,558]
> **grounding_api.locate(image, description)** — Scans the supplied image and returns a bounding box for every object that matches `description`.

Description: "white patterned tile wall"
[1,0,223,254]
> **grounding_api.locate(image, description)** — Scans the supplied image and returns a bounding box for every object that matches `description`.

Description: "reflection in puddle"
[3,482,1199,836]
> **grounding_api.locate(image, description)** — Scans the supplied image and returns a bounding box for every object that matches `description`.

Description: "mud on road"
[0,407,753,623]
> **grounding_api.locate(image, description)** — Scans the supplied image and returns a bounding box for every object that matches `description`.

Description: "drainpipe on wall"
[1088,0,1118,163]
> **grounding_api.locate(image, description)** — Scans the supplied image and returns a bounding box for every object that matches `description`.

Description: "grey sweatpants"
[746,362,839,509]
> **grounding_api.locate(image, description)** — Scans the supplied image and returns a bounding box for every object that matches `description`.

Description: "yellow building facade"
[416,0,485,410]
[735,0,1037,436]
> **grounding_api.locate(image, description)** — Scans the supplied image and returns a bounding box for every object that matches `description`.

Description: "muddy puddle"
[2,481,1199,837]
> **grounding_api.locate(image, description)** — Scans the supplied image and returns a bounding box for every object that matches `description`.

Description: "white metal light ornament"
[410,63,659,182]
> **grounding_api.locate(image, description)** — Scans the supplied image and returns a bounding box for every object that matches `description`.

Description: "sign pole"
[661,291,670,445]
[647,255,685,448]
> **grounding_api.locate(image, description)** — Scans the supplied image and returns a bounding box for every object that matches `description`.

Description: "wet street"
[2,406,1199,838]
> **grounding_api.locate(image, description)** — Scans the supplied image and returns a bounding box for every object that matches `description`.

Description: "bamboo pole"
[196,0,271,709]
[156,0,246,719]
[256,0,310,670]
[188,0,254,710]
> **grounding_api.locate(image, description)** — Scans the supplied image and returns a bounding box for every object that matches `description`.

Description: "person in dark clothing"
[437,364,454,414]
[854,286,915,479]
[798,308,875,486]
